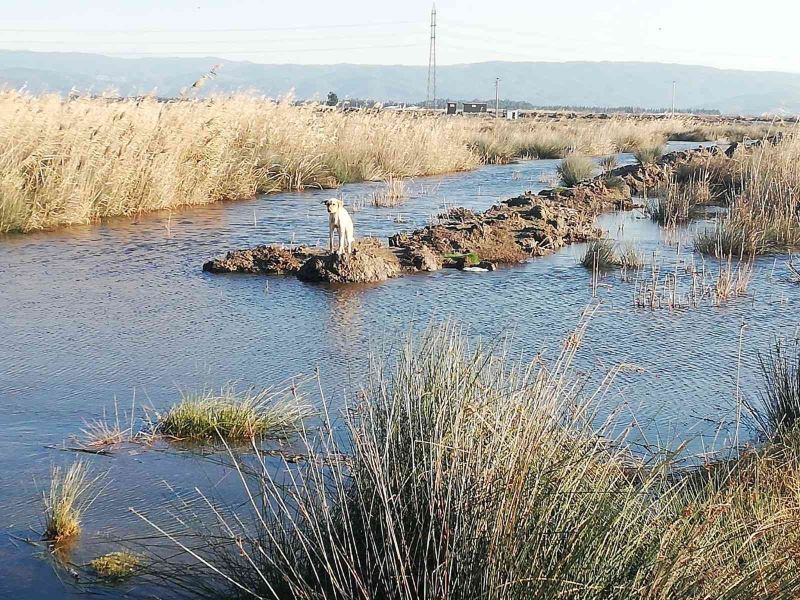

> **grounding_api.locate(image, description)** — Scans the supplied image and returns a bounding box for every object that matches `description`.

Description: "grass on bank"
[154,385,313,442]
[134,323,800,600]
[43,461,99,542]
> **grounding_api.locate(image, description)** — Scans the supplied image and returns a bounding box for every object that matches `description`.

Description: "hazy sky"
[1,0,798,73]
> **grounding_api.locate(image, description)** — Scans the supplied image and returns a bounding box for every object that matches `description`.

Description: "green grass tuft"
[155,385,313,442]
[90,551,141,580]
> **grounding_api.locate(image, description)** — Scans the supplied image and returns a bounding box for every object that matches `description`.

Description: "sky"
[1,0,798,73]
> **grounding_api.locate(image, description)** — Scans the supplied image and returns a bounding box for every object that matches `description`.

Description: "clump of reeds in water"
[714,259,753,302]
[90,551,142,580]
[370,175,408,207]
[557,153,595,187]
[646,177,711,226]
[154,384,312,442]
[694,136,800,256]
[43,461,98,542]
[581,238,619,270]
[633,253,753,309]
[752,341,800,439]
[134,322,800,600]
[79,397,144,449]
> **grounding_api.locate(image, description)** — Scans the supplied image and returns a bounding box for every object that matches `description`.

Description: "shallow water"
[2,141,798,598]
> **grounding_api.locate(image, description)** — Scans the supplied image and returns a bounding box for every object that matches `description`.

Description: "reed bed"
[0,92,477,232]
[695,136,800,256]
[0,92,724,232]
[134,323,800,599]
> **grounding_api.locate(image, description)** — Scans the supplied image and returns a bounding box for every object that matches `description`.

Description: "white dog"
[324,198,355,255]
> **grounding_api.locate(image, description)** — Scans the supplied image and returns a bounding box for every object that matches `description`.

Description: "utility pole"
[426,4,437,109]
[495,77,500,119]
[671,80,676,116]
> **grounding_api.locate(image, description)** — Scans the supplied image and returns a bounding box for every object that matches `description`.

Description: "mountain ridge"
[2,50,800,115]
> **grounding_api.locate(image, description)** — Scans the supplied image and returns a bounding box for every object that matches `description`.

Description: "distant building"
[446,102,458,115]
[463,102,487,113]
[506,109,520,120]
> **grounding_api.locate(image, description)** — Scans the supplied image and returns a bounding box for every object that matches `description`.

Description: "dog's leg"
[329,226,334,252]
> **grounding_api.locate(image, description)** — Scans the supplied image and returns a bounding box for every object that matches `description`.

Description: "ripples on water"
[1,142,798,598]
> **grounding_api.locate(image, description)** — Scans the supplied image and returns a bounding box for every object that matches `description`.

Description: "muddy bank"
[203,145,734,284]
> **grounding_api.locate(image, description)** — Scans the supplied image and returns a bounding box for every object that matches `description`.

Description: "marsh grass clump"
[155,385,312,442]
[633,143,665,166]
[556,153,595,186]
[599,154,618,173]
[580,238,618,270]
[137,324,800,600]
[603,174,626,190]
[43,461,97,542]
[754,342,800,439]
[90,551,141,580]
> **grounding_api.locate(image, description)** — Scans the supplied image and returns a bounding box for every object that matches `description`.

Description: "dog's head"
[323,198,342,214]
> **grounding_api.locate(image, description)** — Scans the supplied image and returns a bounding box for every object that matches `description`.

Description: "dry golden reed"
[0,92,477,232]
[0,91,736,233]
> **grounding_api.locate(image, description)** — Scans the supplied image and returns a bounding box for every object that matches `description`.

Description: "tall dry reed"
[0,92,477,232]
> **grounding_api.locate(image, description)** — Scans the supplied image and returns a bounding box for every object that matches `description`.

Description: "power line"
[0,21,420,34]
[15,43,425,57]
[4,32,426,46]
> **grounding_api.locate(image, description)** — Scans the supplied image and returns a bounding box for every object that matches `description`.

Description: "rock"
[398,244,442,272]
[297,241,401,284]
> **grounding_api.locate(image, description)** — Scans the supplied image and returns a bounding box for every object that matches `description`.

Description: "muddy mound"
[202,245,322,275]
[391,193,599,263]
[297,239,401,283]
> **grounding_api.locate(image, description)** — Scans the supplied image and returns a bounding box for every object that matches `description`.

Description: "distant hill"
[3,50,800,116]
